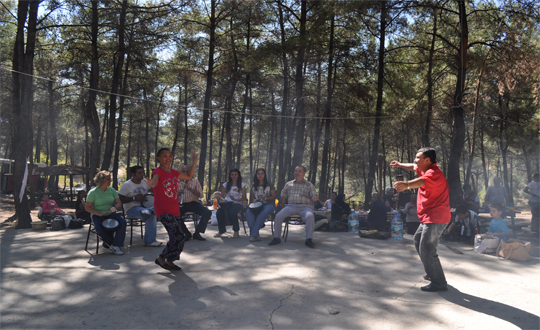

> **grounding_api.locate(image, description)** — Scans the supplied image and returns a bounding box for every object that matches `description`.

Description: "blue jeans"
[413,223,448,287]
[126,206,157,244]
[246,204,275,237]
[217,203,243,234]
[91,212,127,247]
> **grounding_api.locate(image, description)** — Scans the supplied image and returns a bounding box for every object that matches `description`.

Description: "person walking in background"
[485,177,509,206]
[392,147,450,292]
[462,184,480,213]
[246,168,276,242]
[145,148,198,271]
[523,173,540,233]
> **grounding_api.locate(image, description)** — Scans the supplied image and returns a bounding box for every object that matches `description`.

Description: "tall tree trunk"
[364,1,387,209]
[171,83,182,167]
[198,0,217,188]
[102,0,128,171]
[446,0,468,207]
[423,8,437,147]
[112,49,131,189]
[207,110,214,201]
[144,90,150,176]
[47,79,58,191]
[267,86,277,182]
[154,87,167,169]
[276,1,289,194]
[183,75,189,164]
[319,13,335,199]
[126,116,132,170]
[12,0,38,228]
[292,0,307,167]
[215,112,226,192]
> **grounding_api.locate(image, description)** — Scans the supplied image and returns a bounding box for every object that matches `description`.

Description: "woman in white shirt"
[215,169,247,238]
[246,168,276,242]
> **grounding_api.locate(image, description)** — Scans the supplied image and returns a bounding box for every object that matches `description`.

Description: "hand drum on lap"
[249,202,264,217]
[142,194,154,208]
[101,218,120,232]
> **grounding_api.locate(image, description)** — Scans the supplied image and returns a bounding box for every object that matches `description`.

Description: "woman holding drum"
[215,169,247,238]
[246,168,276,242]
[85,170,127,255]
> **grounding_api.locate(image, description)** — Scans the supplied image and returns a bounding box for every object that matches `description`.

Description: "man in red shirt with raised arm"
[391,147,450,292]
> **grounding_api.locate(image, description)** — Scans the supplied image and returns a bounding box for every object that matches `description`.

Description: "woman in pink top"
[41,194,64,215]
[145,148,198,271]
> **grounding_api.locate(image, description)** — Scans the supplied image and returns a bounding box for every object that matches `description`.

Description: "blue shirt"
[488,217,510,242]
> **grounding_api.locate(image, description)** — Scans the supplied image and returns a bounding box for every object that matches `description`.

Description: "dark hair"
[253,168,268,190]
[463,184,472,191]
[534,173,539,178]
[295,165,307,173]
[156,148,171,158]
[130,165,144,175]
[417,147,437,164]
[331,192,337,195]
[456,204,469,215]
[226,169,242,193]
[490,203,504,212]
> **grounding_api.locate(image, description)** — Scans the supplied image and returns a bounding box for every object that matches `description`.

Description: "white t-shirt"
[527,181,540,203]
[119,180,151,212]
[223,182,246,204]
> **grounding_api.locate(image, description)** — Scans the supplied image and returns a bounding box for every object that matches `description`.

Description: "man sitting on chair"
[268,165,318,248]
[118,166,162,247]
[178,165,210,241]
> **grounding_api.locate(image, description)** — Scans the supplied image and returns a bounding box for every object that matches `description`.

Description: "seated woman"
[75,190,91,224]
[331,193,351,222]
[246,168,276,242]
[41,194,64,215]
[215,169,247,238]
[85,170,127,255]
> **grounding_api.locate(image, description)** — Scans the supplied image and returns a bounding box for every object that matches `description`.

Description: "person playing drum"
[118,165,162,247]
[144,148,198,271]
[86,170,127,255]
[246,168,276,242]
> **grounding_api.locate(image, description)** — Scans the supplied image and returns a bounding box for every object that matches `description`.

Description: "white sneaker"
[214,232,225,237]
[250,235,261,242]
[145,241,162,247]
[110,246,123,255]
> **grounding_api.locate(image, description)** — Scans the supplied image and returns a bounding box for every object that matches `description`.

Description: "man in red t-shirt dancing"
[391,148,450,292]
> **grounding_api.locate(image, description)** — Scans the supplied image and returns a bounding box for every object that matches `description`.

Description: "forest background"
[1,0,539,228]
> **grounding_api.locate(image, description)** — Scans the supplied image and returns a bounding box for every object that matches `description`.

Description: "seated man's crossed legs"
[269,204,315,248]
[179,201,211,241]
[126,206,162,247]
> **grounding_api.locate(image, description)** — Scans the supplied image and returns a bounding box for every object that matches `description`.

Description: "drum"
[101,218,120,232]
[248,201,264,216]
[142,194,154,208]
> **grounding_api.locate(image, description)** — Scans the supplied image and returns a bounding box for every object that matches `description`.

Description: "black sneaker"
[185,232,193,241]
[268,238,281,246]
[305,238,315,248]
[193,232,207,241]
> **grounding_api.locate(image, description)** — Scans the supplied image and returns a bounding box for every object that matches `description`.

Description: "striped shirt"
[281,179,317,205]
[177,179,203,203]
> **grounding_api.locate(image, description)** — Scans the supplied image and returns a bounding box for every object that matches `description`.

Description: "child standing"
[486,203,510,242]
[144,148,198,271]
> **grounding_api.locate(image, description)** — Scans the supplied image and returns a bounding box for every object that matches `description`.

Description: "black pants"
[179,201,211,234]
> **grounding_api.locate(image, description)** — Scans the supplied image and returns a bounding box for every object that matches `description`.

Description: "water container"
[348,211,359,234]
[391,213,403,240]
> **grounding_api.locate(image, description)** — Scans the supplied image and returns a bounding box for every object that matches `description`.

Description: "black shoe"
[155,258,172,271]
[102,242,110,249]
[423,275,431,281]
[193,232,207,241]
[268,238,281,246]
[185,232,193,241]
[305,238,315,248]
[421,284,448,292]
